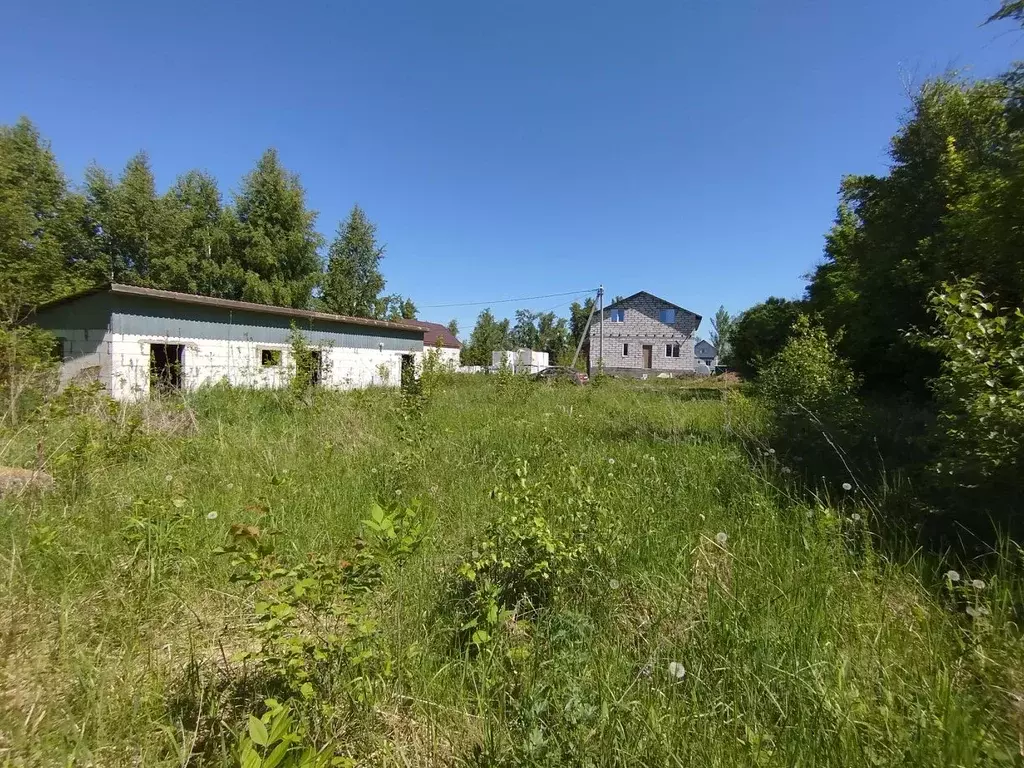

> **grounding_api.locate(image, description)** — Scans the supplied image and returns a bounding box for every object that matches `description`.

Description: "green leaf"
[248,714,269,747]
[300,681,315,699]
[263,739,291,768]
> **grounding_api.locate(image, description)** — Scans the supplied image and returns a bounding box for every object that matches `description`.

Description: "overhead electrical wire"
[419,288,599,310]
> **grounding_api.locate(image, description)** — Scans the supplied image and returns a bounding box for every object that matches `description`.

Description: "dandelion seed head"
[842,482,853,492]
[609,579,620,590]
[972,579,986,590]
[668,661,686,680]
[768,448,776,455]
[945,570,961,582]
[608,458,615,465]
[164,474,173,483]
[851,513,861,522]
[206,511,218,520]
[715,532,728,546]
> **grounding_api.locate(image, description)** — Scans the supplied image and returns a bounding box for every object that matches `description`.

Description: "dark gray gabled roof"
[605,291,702,326]
[34,283,428,335]
[694,339,717,356]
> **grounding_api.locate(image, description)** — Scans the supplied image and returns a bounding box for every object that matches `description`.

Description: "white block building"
[31,284,427,401]
[492,349,549,374]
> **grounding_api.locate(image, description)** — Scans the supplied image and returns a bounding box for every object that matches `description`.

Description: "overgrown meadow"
[1,375,1021,766]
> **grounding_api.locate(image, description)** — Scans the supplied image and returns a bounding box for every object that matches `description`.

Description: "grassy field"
[0,375,1021,766]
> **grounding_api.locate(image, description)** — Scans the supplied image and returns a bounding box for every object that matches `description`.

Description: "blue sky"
[1,1,1021,335]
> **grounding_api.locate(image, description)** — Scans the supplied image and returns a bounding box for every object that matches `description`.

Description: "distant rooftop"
[419,321,462,348]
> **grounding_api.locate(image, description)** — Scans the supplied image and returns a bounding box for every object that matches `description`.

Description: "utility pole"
[598,285,604,373]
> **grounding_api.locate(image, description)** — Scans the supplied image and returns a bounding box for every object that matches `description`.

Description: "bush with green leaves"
[216,500,426,707]
[235,699,343,768]
[0,323,58,425]
[923,279,1024,491]
[755,317,861,432]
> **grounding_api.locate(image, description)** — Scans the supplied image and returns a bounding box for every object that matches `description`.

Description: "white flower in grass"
[609,579,620,590]
[715,532,728,546]
[851,513,861,523]
[972,579,986,590]
[226,483,234,491]
[206,511,218,520]
[668,661,686,680]
[965,605,990,618]
[945,570,961,583]
[165,474,173,483]
[607,458,615,465]
[842,482,852,492]
[781,466,791,474]
[768,448,776,455]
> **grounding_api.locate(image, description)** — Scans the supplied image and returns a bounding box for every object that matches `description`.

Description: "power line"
[420,287,599,310]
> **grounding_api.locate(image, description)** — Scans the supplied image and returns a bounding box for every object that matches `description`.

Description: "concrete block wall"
[53,329,111,387]
[107,333,407,401]
[589,292,698,373]
[417,346,460,372]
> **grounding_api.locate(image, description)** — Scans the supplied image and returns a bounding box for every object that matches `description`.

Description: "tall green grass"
[0,377,1019,766]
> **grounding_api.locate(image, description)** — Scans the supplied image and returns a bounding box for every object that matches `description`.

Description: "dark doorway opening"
[150,343,185,394]
[309,351,323,386]
[400,354,416,389]
[642,344,653,369]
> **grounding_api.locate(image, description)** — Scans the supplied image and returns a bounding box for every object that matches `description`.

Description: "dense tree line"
[460,298,595,368]
[724,2,1024,537]
[0,118,413,320]
[730,55,1024,392]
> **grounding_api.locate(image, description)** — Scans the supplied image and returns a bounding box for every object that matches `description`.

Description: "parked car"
[533,366,589,385]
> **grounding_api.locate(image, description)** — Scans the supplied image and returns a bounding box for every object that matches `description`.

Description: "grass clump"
[0,376,1020,766]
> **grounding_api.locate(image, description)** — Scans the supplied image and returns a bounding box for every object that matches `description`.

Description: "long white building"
[31,284,427,401]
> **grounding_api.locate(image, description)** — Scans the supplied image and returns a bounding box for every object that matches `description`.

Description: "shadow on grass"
[740,396,1024,562]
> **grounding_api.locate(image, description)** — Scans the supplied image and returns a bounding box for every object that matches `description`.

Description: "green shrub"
[0,323,58,425]
[923,279,1024,490]
[755,317,861,430]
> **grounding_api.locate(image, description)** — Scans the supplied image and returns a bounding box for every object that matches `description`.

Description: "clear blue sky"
[1,1,1020,335]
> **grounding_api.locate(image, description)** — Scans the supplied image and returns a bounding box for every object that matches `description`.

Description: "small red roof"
[420,321,462,349]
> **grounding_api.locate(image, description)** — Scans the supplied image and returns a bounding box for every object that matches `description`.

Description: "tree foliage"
[728,298,804,378]
[710,306,733,358]
[231,149,323,308]
[0,120,424,318]
[321,205,386,318]
[462,309,510,367]
[923,279,1024,491]
[0,119,86,318]
[806,73,1024,393]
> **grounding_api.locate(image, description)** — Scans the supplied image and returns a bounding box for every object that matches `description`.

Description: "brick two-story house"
[588,291,702,376]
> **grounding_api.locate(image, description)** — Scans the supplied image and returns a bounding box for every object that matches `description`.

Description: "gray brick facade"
[588,291,701,376]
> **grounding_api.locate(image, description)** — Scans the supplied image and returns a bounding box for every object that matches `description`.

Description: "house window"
[622,343,629,356]
[659,308,676,324]
[665,344,680,358]
[261,349,282,367]
[610,308,625,323]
